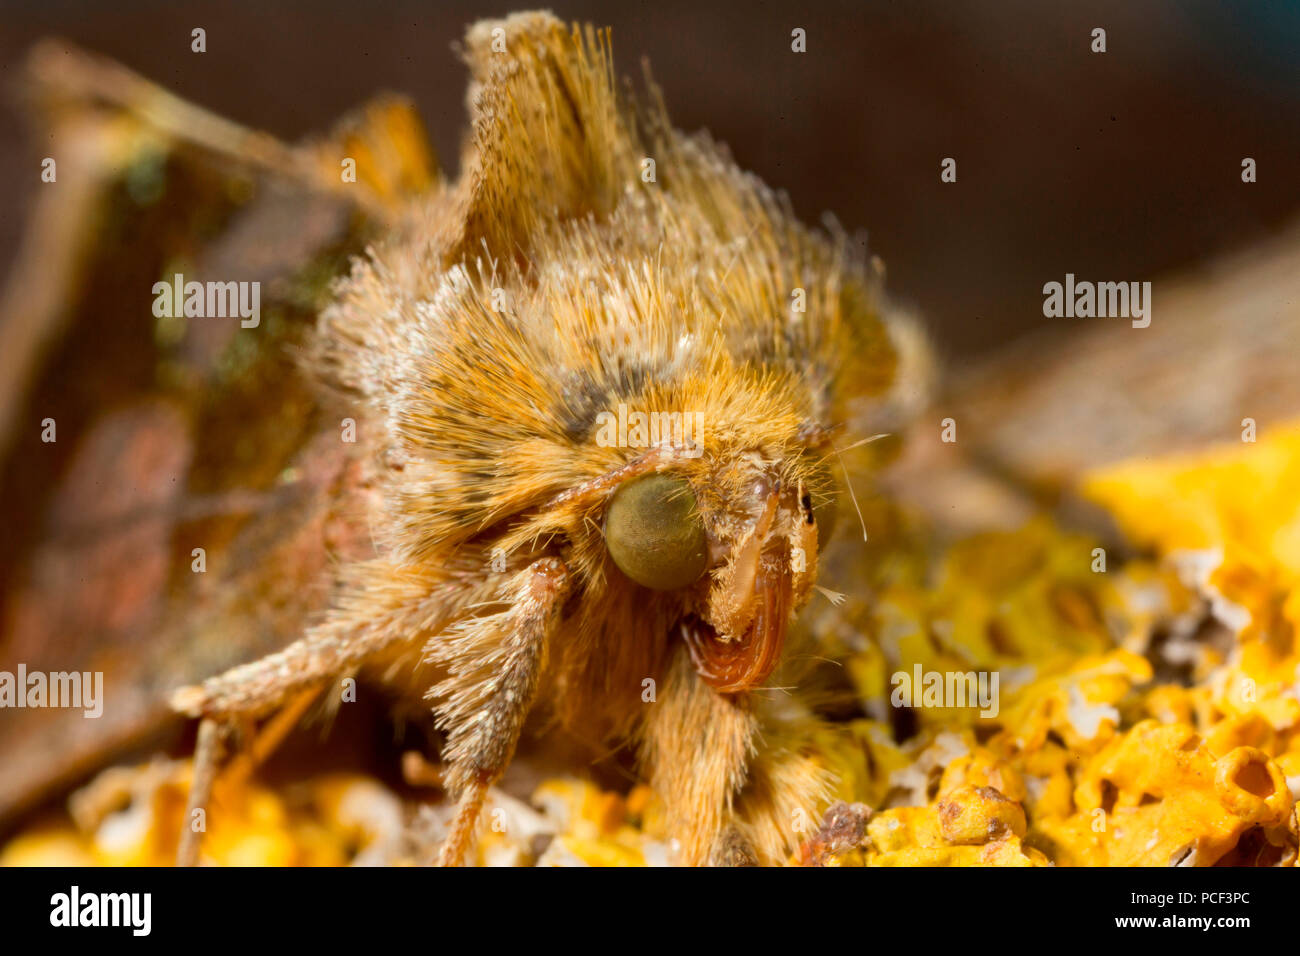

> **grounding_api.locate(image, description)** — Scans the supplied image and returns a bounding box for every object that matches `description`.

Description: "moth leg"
[428,558,572,867]
[171,632,350,721]
[172,560,452,721]
[176,718,224,867]
[437,783,489,869]
[728,701,843,865]
[173,686,321,866]
[219,685,323,791]
[171,561,453,863]
[638,645,759,866]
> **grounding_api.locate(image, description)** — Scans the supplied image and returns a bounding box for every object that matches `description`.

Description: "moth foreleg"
[427,557,571,866]
[639,645,759,866]
[171,561,451,721]
[171,560,451,862]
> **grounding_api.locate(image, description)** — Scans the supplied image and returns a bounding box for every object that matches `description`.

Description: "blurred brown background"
[2,0,1299,360]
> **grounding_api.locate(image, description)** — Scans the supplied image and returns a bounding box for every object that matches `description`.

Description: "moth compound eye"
[604,473,707,590]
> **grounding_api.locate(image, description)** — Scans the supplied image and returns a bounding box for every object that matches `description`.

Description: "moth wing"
[0,46,437,826]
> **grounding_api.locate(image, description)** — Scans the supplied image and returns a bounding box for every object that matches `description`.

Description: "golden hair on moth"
[172,10,914,866]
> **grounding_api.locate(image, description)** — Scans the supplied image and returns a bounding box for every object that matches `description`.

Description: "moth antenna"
[830,441,871,543]
[836,432,890,454]
[804,654,845,667]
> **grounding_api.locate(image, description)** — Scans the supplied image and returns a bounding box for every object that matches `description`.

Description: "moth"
[166,10,929,866]
[5,10,921,866]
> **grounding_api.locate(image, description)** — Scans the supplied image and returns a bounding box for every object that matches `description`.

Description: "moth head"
[600,441,840,694]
